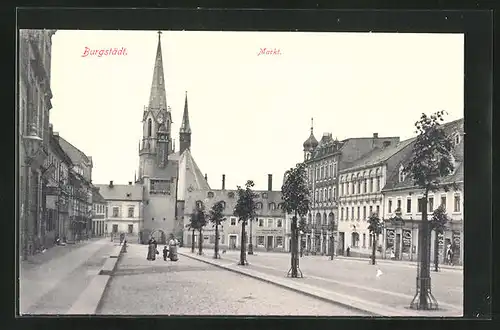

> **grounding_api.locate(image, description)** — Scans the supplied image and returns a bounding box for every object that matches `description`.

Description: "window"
[147,118,152,137]
[315,190,319,201]
[258,218,264,227]
[388,200,392,213]
[276,236,283,247]
[207,191,214,198]
[128,206,134,218]
[256,202,263,209]
[277,219,282,227]
[163,218,166,221]
[269,202,276,210]
[351,207,354,220]
[320,167,324,179]
[267,219,274,228]
[341,208,344,220]
[152,217,155,221]
[112,207,119,217]
[454,194,461,212]
[257,236,265,246]
[441,196,447,210]
[328,188,331,200]
[417,197,423,213]
[362,233,366,248]
[369,205,373,216]
[370,178,374,192]
[262,193,268,199]
[406,199,412,213]
[333,187,336,199]
[230,217,236,226]
[346,207,348,220]
[363,180,367,193]
[376,205,380,216]
[427,197,434,212]
[357,207,360,220]
[376,178,380,191]
[397,199,402,210]
[363,206,366,220]
[399,164,406,182]
[351,232,359,248]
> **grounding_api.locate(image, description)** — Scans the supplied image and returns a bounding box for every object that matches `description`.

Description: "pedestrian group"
[147,233,179,262]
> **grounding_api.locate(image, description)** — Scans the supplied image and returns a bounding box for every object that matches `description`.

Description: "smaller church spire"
[311,117,314,134]
[180,91,191,134]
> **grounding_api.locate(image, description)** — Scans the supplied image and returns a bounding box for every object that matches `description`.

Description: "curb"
[66,243,126,315]
[180,252,380,316]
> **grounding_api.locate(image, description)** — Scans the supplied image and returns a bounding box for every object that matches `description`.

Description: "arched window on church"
[147,118,152,137]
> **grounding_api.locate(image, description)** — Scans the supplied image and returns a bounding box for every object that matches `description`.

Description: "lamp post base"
[409,276,439,310]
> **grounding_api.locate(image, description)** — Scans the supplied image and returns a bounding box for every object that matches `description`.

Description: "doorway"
[229,235,237,249]
[267,236,274,250]
[128,224,133,234]
[112,224,118,233]
[338,232,345,256]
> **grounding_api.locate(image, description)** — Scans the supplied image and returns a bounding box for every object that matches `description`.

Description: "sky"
[48,30,464,191]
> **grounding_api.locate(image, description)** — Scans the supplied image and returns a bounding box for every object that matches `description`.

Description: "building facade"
[58,136,94,241]
[381,119,464,265]
[44,125,73,247]
[301,118,400,256]
[95,182,143,237]
[19,29,57,256]
[182,174,286,252]
[337,137,415,258]
[92,187,107,237]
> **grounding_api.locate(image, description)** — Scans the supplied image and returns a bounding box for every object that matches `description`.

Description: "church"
[97,31,210,244]
[137,31,211,243]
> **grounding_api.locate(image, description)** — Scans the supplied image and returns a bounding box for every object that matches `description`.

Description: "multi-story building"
[57,136,93,241]
[381,118,464,265]
[44,125,73,247]
[19,29,57,256]
[91,186,107,237]
[302,118,400,256]
[183,174,286,252]
[95,181,143,237]
[337,137,415,258]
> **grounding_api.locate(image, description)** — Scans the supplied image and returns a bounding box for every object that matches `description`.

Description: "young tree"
[281,163,310,278]
[405,111,456,310]
[208,200,226,259]
[367,212,383,265]
[186,206,201,253]
[233,180,258,266]
[197,205,207,256]
[430,205,450,272]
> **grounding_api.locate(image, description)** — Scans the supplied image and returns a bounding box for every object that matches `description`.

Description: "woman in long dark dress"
[147,237,157,261]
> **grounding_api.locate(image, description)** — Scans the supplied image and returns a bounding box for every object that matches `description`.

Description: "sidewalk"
[19,238,111,314]
[178,248,462,317]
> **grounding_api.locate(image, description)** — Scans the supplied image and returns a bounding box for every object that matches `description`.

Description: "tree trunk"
[191,229,195,253]
[371,233,377,265]
[415,189,432,309]
[214,224,219,259]
[239,221,246,265]
[290,214,299,277]
[198,228,203,255]
[434,229,440,272]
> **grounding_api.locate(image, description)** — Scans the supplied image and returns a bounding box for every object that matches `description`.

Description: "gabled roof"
[49,134,73,166]
[92,187,107,204]
[382,118,464,192]
[94,183,143,201]
[57,136,91,166]
[340,137,416,173]
[338,136,400,168]
[178,149,210,196]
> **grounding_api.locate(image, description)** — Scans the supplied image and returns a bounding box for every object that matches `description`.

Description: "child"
[163,245,169,261]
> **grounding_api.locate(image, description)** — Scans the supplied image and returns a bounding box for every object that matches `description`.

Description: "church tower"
[303,117,318,161]
[179,91,192,154]
[138,31,173,181]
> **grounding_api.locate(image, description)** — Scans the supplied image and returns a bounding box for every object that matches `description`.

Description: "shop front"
[255,228,285,252]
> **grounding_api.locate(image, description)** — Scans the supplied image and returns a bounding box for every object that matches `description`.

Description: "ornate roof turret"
[303,117,319,150]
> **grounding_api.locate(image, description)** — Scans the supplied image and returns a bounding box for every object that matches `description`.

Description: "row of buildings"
[87,31,463,266]
[19,29,95,258]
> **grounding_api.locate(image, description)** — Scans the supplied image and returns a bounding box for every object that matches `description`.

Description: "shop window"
[276,236,283,247]
[257,236,265,246]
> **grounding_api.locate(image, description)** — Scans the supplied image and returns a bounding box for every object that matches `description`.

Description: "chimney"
[222,174,226,190]
[109,180,114,188]
[128,181,132,185]
[268,174,273,191]
[373,133,379,138]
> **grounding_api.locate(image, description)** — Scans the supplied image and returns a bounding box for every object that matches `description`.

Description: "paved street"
[97,243,366,316]
[178,248,463,316]
[20,238,115,314]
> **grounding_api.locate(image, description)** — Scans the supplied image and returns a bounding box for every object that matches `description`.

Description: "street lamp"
[22,129,43,261]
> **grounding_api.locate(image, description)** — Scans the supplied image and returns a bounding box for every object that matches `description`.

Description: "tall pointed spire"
[148,31,168,111]
[180,91,191,134]
[311,117,314,134]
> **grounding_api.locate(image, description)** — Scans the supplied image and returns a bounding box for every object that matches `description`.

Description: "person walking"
[168,234,179,261]
[146,237,157,261]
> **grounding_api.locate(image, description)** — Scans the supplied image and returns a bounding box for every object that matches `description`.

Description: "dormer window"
[256,202,263,210]
[262,193,268,199]
[399,164,406,183]
[268,202,276,210]
[454,132,461,146]
[207,191,214,198]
